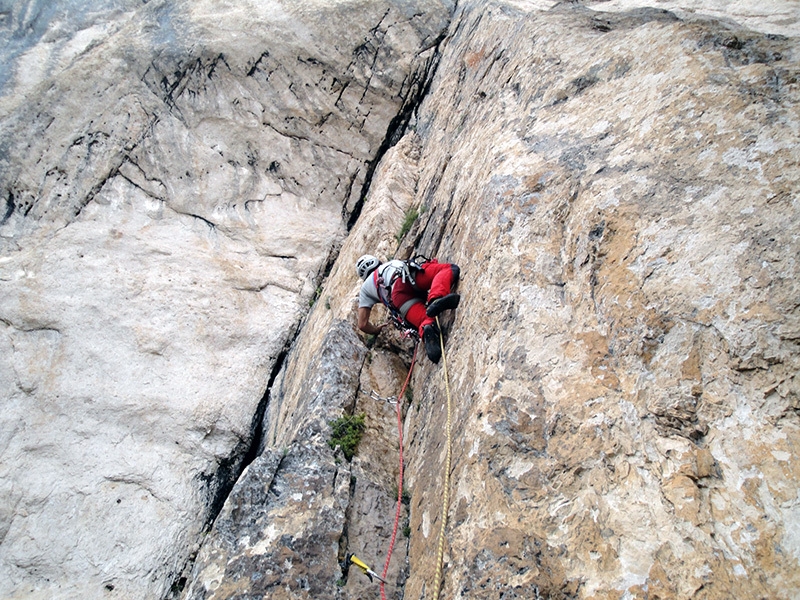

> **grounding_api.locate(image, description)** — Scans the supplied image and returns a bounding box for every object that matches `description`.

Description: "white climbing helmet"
[355,254,380,280]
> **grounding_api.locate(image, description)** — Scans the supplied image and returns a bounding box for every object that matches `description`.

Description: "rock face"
[2,0,799,599]
[187,1,800,600]
[184,132,424,599]
[0,1,452,598]
[183,320,366,599]
[396,3,800,598]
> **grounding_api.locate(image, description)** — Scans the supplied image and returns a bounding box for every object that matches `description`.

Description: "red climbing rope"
[379,341,419,600]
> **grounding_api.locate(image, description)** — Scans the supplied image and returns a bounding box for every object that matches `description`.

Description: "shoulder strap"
[372,267,417,336]
[373,268,392,308]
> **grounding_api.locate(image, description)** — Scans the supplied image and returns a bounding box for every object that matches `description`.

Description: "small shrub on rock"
[328,413,366,461]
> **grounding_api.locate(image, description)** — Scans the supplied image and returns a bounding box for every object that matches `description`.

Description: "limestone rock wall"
[399,2,800,598]
[186,1,800,599]
[0,1,452,598]
[2,0,799,599]
[185,130,425,600]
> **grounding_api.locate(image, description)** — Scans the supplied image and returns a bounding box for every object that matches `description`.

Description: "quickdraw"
[366,389,398,405]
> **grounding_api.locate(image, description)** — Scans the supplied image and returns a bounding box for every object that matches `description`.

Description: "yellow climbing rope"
[432,316,453,599]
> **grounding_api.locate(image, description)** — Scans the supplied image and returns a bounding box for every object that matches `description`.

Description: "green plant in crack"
[404,384,414,405]
[396,206,420,243]
[328,413,366,461]
[309,285,323,307]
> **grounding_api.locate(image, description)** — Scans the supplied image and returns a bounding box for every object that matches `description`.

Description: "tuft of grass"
[404,384,413,404]
[391,486,412,506]
[328,413,366,461]
[309,285,323,307]
[396,206,420,243]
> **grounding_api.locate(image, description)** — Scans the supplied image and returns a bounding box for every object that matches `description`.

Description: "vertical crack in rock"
[0,2,460,598]
[1,191,14,225]
[335,465,360,588]
[174,9,458,588]
[183,321,369,598]
[173,334,296,597]
[239,347,291,473]
[346,28,449,231]
[203,345,290,522]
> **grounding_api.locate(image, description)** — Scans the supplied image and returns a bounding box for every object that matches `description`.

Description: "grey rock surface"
[398,2,800,598]
[0,1,453,598]
[188,1,800,599]
[183,320,365,600]
[2,0,799,598]
[186,133,424,598]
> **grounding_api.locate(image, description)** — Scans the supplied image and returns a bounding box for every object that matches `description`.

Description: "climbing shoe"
[423,323,442,364]
[426,293,461,318]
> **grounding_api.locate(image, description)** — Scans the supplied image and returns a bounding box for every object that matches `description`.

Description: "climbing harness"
[432,316,453,600]
[348,553,387,584]
[378,342,419,600]
[372,256,429,337]
[373,267,415,335]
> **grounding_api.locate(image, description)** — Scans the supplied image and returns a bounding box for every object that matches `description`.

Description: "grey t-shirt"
[358,274,381,309]
[358,260,415,310]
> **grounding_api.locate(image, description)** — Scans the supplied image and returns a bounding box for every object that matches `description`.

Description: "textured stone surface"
[183,320,365,600]
[195,1,799,599]
[186,132,424,598]
[0,1,452,598]
[590,0,800,37]
[2,0,799,598]
[397,2,800,598]
[496,0,800,36]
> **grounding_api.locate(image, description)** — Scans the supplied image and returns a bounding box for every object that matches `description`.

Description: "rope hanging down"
[432,315,453,599]
[375,318,454,599]
[379,342,419,600]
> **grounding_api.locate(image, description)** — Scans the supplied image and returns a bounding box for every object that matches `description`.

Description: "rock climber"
[355,254,460,363]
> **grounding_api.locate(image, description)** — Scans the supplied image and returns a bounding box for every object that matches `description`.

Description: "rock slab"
[191,1,800,599]
[0,1,452,598]
[400,2,800,598]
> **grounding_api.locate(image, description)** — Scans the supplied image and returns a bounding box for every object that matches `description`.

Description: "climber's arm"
[357,306,385,335]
